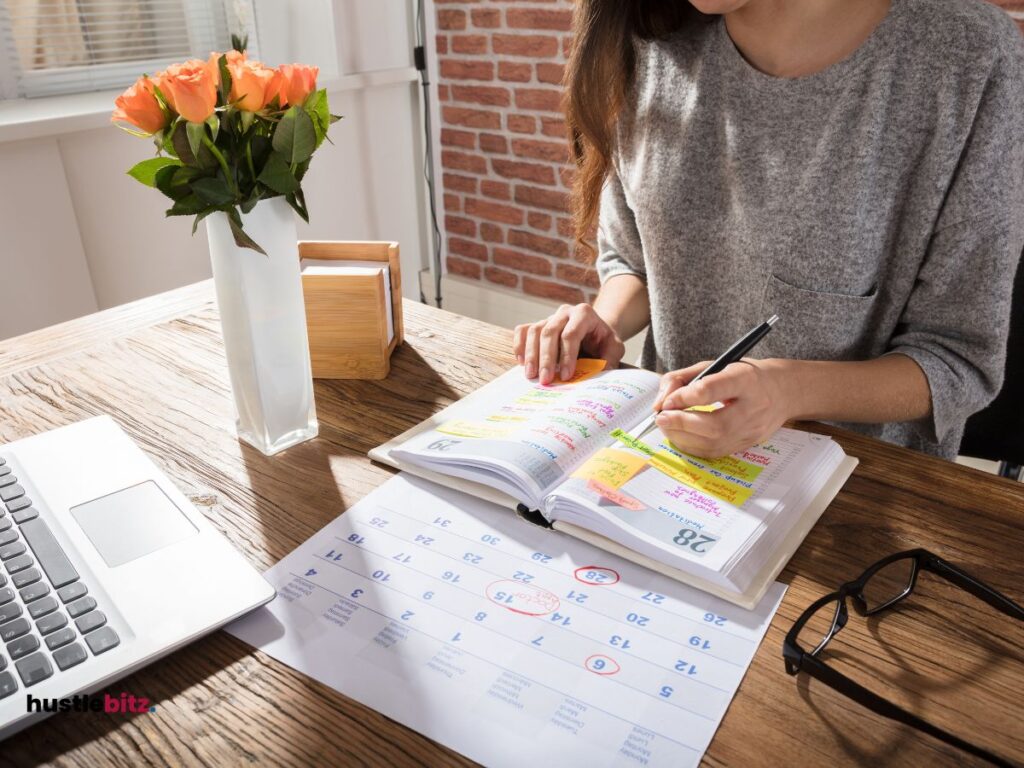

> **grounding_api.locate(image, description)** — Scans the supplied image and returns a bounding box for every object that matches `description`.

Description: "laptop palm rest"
[70,481,199,567]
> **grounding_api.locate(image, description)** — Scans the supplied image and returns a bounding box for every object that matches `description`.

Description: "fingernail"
[516,354,523,365]
[540,367,551,384]
[526,363,536,378]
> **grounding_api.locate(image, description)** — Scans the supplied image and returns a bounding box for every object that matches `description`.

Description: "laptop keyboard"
[0,458,120,700]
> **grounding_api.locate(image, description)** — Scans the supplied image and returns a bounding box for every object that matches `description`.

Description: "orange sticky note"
[587,479,646,511]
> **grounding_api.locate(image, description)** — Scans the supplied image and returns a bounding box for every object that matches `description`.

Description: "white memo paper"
[228,474,785,767]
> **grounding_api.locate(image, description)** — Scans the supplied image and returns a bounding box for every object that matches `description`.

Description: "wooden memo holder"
[298,240,404,380]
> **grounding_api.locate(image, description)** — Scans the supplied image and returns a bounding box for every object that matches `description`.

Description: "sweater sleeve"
[596,164,647,283]
[887,37,1024,445]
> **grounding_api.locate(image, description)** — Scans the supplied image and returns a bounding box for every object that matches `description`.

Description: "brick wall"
[433,1,1024,304]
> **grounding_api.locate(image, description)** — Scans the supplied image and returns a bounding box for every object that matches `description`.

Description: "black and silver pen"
[634,315,779,441]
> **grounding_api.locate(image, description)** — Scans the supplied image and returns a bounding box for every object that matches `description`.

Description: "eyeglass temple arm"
[801,655,1013,767]
[929,559,1024,621]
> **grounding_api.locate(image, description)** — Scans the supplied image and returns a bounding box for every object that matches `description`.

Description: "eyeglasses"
[783,548,1024,767]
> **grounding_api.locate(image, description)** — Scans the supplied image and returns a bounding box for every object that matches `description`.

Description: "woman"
[513,0,1024,460]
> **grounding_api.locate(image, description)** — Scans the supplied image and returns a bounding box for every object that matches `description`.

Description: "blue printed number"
[532,552,552,563]
[675,660,697,676]
[433,517,450,528]
[703,612,727,626]
[393,552,411,563]
[689,635,711,650]
[463,552,482,564]
[493,591,514,605]
[324,549,343,561]
[641,591,665,604]
[592,658,607,671]
[481,534,501,546]
[566,590,588,604]
[513,570,534,583]
[371,570,390,583]
[659,685,674,699]
[474,611,487,622]
[350,589,363,599]
[610,635,631,650]
[369,517,388,528]
[626,612,649,627]
[442,570,461,583]
[401,610,414,621]
[550,612,571,626]
[423,590,434,600]
[347,534,365,545]
[414,534,434,546]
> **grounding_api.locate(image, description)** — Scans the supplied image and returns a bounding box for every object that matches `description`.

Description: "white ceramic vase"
[206,196,318,455]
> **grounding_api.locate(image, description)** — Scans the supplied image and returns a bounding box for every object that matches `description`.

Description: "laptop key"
[5,497,31,514]
[57,582,86,604]
[0,518,10,533]
[0,475,15,489]
[0,670,16,699]
[0,602,22,625]
[7,633,39,660]
[0,485,24,503]
[0,653,5,671]
[0,465,9,477]
[0,587,13,606]
[36,611,67,636]
[20,519,79,589]
[5,555,34,574]
[15,652,52,687]
[85,626,119,656]
[53,642,87,671]
[45,627,76,651]
[76,611,106,635]
[0,573,5,587]
[12,508,38,524]
[28,596,57,620]
[1,617,29,643]
[0,531,17,547]
[66,597,96,619]
[12,568,40,589]
[19,582,48,603]
[0,542,26,561]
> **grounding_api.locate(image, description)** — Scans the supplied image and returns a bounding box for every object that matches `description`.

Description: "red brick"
[515,88,563,112]
[443,173,477,193]
[441,128,475,148]
[480,222,504,243]
[523,277,585,304]
[562,36,574,59]
[451,84,511,107]
[437,9,466,30]
[509,228,568,259]
[492,158,556,184]
[443,106,501,129]
[540,117,568,139]
[443,193,460,212]
[515,184,570,212]
[482,180,512,200]
[485,266,518,288]
[556,263,600,288]
[479,133,509,154]
[512,138,568,163]
[451,34,488,54]
[447,256,481,280]
[494,247,553,276]
[438,84,450,102]
[449,236,488,261]
[498,61,532,82]
[465,197,525,225]
[436,35,448,55]
[471,8,501,28]
[528,211,553,231]
[508,115,537,134]
[536,62,565,85]
[556,216,574,238]
[506,8,573,32]
[440,59,494,81]
[445,215,476,237]
[493,34,559,58]
[559,166,577,188]
[442,149,487,175]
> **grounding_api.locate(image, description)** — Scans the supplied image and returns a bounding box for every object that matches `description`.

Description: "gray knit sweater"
[596,0,1024,459]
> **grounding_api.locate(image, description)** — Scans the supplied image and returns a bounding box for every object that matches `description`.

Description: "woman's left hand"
[653,358,795,458]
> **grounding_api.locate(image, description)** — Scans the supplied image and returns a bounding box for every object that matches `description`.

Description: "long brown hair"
[564,2,705,252]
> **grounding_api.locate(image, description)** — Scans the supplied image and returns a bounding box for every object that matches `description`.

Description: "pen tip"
[766,314,779,326]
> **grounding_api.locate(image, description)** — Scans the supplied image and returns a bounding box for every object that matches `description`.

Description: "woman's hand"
[653,358,795,458]
[513,304,626,385]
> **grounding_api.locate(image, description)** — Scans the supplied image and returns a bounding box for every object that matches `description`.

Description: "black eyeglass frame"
[783,548,1024,767]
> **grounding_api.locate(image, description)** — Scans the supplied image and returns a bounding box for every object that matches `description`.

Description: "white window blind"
[0,0,258,99]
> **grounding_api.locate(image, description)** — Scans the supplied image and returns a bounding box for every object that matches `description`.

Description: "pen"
[635,314,779,441]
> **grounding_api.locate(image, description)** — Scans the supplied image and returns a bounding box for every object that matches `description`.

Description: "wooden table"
[2,280,1022,767]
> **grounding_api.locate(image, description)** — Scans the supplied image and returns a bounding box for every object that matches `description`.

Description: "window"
[0,0,258,99]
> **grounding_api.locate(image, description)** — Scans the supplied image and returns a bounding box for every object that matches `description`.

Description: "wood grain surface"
[1,280,1021,767]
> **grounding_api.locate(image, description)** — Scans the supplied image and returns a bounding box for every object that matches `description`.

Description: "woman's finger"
[538,306,572,384]
[654,361,711,410]
[512,324,528,366]
[558,305,595,380]
[523,321,545,379]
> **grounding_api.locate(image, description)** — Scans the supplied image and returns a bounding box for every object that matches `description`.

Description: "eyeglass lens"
[796,598,842,656]
[861,557,916,613]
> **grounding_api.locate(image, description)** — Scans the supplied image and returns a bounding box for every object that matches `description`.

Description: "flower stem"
[246,141,257,184]
[202,134,238,198]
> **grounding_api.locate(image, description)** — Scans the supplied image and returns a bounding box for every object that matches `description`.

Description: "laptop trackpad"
[71,481,199,567]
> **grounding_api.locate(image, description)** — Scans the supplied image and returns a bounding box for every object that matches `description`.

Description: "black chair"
[959,248,1024,480]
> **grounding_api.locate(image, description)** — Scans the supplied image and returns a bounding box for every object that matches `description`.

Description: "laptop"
[0,416,276,739]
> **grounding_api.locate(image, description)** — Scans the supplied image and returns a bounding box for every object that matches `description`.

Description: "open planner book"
[370,361,857,609]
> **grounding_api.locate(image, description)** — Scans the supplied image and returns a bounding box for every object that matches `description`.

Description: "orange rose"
[228,60,278,111]
[207,49,246,83]
[159,59,218,123]
[111,75,166,135]
[275,63,319,108]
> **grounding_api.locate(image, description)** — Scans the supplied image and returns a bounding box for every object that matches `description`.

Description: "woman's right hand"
[513,304,626,385]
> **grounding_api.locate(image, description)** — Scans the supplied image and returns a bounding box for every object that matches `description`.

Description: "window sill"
[0,67,419,144]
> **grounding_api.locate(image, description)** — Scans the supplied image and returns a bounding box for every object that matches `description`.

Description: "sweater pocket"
[761,273,881,361]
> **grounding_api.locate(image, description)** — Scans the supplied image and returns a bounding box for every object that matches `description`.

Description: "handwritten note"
[571,448,648,489]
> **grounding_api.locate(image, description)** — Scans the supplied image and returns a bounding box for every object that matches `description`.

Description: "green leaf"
[285,189,309,223]
[192,174,235,205]
[257,151,299,194]
[205,112,220,143]
[167,194,208,216]
[231,33,248,54]
[329,114,342,123]
[217,53,232,106]
[185,121,206,160]
[239,186,264,214]
[304,89,330,148]
[294,158,310,182]
[191,208,218,235]
[171,122,216,168]
[272,106,316,165]
[127,157,181,187]
[227,207,266,254]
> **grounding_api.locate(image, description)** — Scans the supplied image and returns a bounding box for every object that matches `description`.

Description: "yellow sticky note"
[572,448,648,489]
[650,451,754,507]
[437,420,514,439]
[695,454,765,483]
